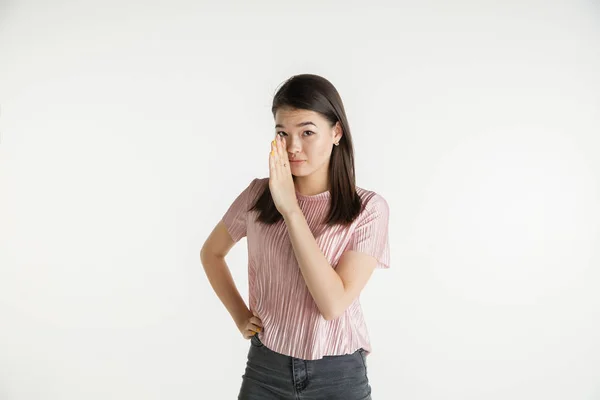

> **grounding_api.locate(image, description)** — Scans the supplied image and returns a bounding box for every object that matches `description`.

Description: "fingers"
[246,315,263,332]
[243,330,258,339]
[270,138,277,177]
[249,316,263,328]
[270,135,290,176]
[275,135,281,159]
[242,314,264,339]
[243,323,262,339]
[247,323,262,333]
[276,136,282,167]
[276,135,289,168]
[272,138,278,161]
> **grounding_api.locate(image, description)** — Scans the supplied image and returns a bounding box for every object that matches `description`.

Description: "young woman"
[200,74,390,399]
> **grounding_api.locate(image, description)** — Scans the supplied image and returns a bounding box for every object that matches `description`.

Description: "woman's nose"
[286,140,301,154]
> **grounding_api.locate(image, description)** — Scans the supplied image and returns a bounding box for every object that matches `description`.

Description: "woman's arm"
[283,210,376,321]
[200,221,252,328]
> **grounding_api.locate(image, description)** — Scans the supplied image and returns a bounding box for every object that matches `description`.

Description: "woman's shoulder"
[258,177,270,185]
[247,176,269,191]
[355,186,389,209]
[242,177,269,204]
[248,176,269,187]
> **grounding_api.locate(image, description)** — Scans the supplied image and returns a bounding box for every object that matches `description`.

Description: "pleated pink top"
[221,177,390,360]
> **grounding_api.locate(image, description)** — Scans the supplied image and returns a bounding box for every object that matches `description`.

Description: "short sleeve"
[221,178,259,243]
[345,194,391,269]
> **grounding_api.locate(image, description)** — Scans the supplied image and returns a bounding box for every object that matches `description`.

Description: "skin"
[273,107,343,196]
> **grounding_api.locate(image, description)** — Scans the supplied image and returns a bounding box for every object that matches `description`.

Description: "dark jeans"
[238,333,372,399]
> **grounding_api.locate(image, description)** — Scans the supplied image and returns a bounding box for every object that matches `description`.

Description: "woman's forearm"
[200,253,251,326]
[283,209,345,320]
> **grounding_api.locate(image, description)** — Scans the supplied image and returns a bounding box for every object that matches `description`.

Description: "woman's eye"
[276,131,314,137]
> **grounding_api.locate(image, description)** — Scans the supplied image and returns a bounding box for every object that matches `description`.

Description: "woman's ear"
[334,121,343,142]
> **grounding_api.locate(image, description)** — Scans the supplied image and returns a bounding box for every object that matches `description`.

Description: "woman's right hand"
[237,310,264,339]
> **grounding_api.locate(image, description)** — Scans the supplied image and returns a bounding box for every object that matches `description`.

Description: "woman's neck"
[293,176,329,196]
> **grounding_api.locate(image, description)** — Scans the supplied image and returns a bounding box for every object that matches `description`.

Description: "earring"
[334,142,340,146]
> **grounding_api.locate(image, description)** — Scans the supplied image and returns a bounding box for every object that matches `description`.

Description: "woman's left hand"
[269,135,300,217]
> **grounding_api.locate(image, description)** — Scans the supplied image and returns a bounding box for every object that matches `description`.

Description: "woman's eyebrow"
[275,121,317,129]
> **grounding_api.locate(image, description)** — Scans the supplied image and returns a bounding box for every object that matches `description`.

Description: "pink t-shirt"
[221,177,390,360]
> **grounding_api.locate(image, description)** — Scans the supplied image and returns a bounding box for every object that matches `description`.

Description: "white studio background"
[1,1,599,399]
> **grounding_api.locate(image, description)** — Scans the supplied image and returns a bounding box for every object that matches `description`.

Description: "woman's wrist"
[232,307,252,327]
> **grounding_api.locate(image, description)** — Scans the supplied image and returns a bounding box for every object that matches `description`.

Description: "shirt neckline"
[295,189,331,201]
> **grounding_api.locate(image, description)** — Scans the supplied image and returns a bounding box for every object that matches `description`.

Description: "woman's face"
[274,107,342,178]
